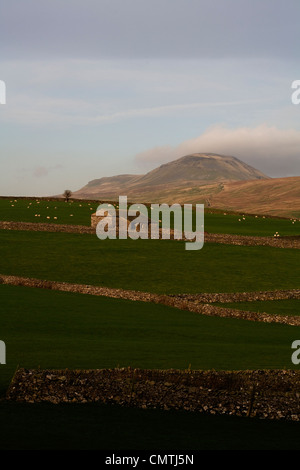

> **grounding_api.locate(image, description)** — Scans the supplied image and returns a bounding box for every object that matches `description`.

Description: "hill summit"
[73,153,269,199]
[135,153,268,186]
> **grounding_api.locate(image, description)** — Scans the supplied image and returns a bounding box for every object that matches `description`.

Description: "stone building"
[91,209,151,233]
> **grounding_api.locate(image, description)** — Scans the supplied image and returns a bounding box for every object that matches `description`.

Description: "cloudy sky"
[0,0,299,196]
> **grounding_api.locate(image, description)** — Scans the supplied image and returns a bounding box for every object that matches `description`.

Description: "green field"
[205,210,299,237]
[0,200,299,450]
[0,230,299,294]
[1,284,300,449]
[0,198,95,226]
[215,299,300,317]
[1,284,299,395]
[0,197,299,237]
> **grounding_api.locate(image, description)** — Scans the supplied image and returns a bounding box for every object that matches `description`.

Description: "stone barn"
[91,209,151,234]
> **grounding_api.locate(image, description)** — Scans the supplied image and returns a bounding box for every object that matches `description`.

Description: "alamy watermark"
[0,80,6,104]
[0,341,6,365]
[291,340,300,365]
[291,80,300,105]
[95,196,204,250]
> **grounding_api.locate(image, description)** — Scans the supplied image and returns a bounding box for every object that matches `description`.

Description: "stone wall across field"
[0,220,94,234]
[204,232,300,249]
[6,368,300,421]
[0,219,299,248]
[171,290,300,303]
[1,274,299,326]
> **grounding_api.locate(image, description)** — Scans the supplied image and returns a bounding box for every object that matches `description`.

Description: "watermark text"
[291,80,300,105]
[96,196,204,250]
[291,340,300,365]
[0,80,6,104]
[0,341,6,364]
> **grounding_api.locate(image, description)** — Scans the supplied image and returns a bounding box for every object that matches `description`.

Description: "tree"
[63,189,72,202]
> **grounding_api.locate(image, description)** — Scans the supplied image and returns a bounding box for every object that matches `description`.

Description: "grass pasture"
[1,283,299,396]
[0,197,299,237]
[0,197,96,226]
[0,229,299,294]
[0,197,299,450]
[1,283,300,450]
[205,210,299,237]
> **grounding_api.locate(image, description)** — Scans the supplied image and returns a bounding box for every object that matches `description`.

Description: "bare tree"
[63,189,72,202]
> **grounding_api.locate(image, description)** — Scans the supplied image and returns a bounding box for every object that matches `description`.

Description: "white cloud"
[135,125,300,177]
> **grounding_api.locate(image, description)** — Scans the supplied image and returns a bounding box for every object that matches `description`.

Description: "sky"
[0,0,299,196]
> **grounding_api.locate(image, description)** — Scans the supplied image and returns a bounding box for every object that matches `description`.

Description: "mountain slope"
[164,176,300,218]
[73,153,269,199]
[135,153,268,186]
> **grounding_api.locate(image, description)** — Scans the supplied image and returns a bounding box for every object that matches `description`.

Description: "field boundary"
[7,368,300,421]
[0,220,94,234]
[0,220,299,248]
[1,274,299,326]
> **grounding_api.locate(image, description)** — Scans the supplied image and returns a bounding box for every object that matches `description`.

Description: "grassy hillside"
[208,177,300,218]
[168,177,300,218]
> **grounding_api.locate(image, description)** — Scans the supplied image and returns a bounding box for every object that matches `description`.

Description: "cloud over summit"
[135,125,300,178]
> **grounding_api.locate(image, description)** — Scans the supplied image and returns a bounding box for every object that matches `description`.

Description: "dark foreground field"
[2,401,300,450]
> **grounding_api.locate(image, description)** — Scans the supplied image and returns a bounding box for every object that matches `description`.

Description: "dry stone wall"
[1,274,299,326]
[7,368,300,421]
[0,220,299,249]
